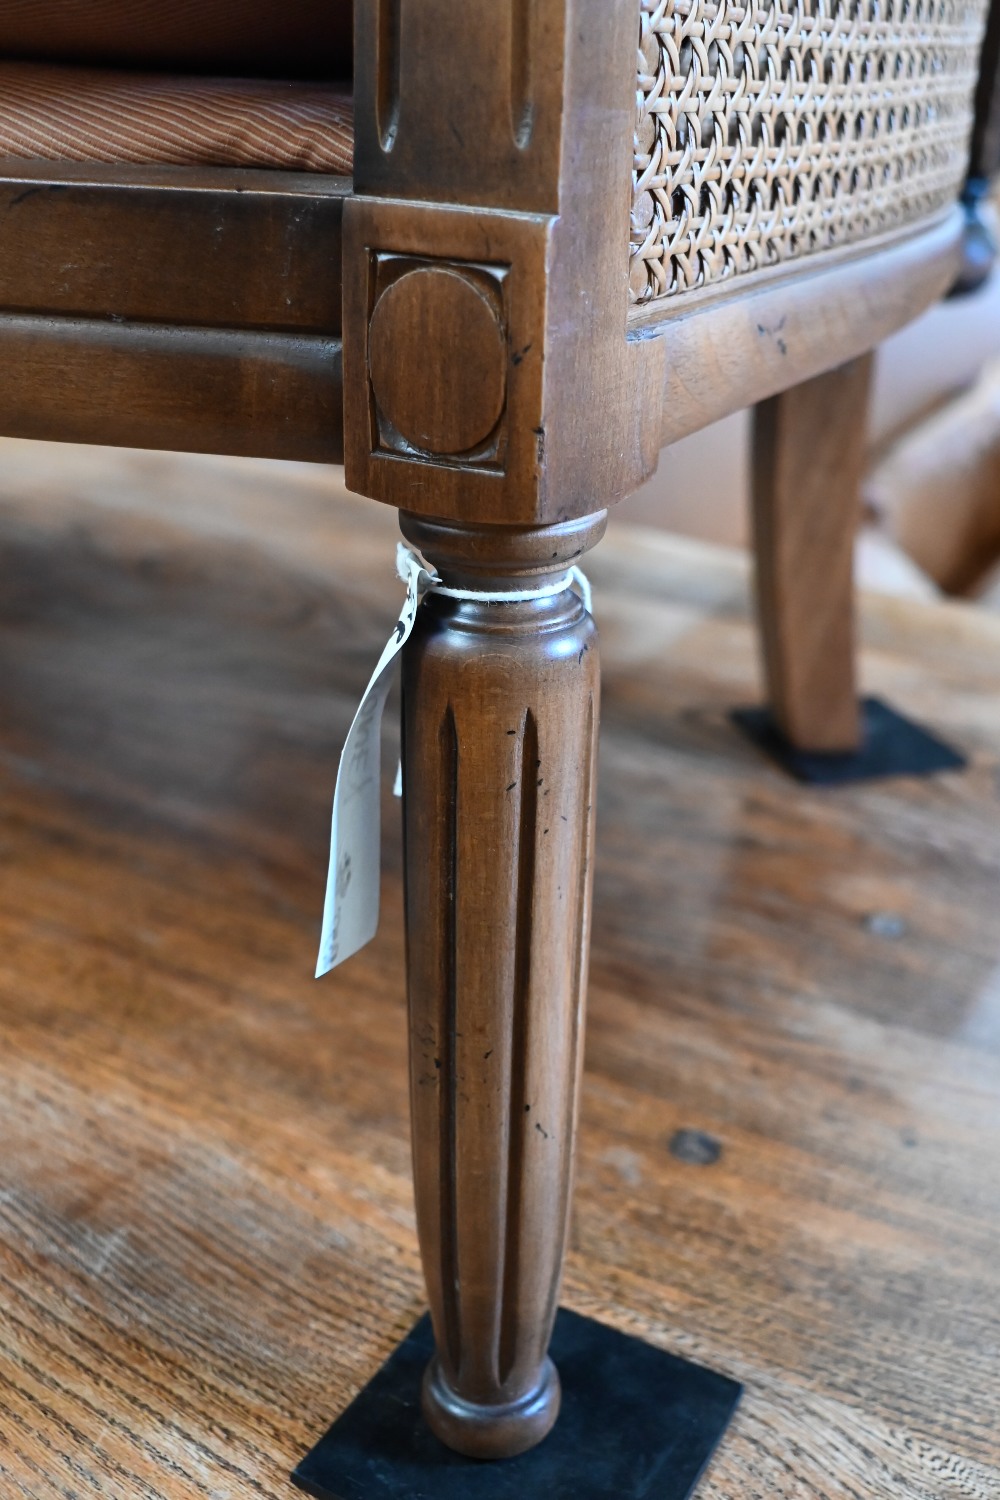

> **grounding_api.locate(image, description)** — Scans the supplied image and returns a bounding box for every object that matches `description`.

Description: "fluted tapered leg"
[399,511,604,1459]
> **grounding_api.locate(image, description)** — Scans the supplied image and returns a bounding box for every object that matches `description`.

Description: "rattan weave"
[631,0,989,304]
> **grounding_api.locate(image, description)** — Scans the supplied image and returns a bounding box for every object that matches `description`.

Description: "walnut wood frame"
[0,0,992,1466]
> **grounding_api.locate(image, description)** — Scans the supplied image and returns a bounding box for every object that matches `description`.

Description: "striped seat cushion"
[0,63,353,173]
[0,0,352,79]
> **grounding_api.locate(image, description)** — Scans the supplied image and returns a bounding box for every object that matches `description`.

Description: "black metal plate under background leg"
[731,696,967,786]
[292,1309,741,1500]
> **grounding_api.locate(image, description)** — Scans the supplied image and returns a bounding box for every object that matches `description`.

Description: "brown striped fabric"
[0,63,353,173]
[0,0,352,79]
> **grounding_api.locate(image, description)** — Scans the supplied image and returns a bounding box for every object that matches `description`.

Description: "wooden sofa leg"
[398,510,605,1460]
[750,353,873,754]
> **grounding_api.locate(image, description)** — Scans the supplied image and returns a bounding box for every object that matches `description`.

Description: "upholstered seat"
[0,62,354,172]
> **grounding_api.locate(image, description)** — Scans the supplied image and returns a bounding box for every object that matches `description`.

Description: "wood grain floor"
[0,438,998,1499]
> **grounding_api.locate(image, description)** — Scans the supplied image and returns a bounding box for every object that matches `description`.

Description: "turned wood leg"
[398,510,605,1460]
[751,354,873,754]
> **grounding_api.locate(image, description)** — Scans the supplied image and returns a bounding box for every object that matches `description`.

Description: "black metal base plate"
[292,1309,741,1500]
[731,696,967,785]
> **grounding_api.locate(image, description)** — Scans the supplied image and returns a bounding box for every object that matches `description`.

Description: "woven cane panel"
[631,0,988,304]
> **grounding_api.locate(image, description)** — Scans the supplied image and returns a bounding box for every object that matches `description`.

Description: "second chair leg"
[399,509,605,1461]
[750,354,873,754]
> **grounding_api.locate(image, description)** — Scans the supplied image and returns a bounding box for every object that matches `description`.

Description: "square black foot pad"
[731,696,967,786]
[293,1309,741,1500]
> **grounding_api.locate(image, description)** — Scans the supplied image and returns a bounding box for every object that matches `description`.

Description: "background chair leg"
[750,354,873,754]
[399,511,604,1460]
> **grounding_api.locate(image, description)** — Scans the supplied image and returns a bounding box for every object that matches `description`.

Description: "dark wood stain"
[437,703,461,1379]
[375,0,401,152]
[499,710,538,1388]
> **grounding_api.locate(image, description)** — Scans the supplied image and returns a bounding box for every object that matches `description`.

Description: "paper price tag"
[315,546,434,977]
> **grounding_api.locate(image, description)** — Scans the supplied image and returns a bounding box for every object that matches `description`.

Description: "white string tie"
[318,544,595,971]
[391,543,593,798]
[395,542,592,614]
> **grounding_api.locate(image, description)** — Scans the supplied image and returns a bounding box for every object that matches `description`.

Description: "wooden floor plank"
[0,439,997,1498]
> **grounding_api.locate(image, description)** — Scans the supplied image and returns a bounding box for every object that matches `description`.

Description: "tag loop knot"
[395,542,592,616]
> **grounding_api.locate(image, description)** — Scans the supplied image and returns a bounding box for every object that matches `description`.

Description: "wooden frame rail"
[0,162,349,460]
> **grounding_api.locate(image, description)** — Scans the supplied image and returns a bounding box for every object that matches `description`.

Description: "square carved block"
[343,197,554,524]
